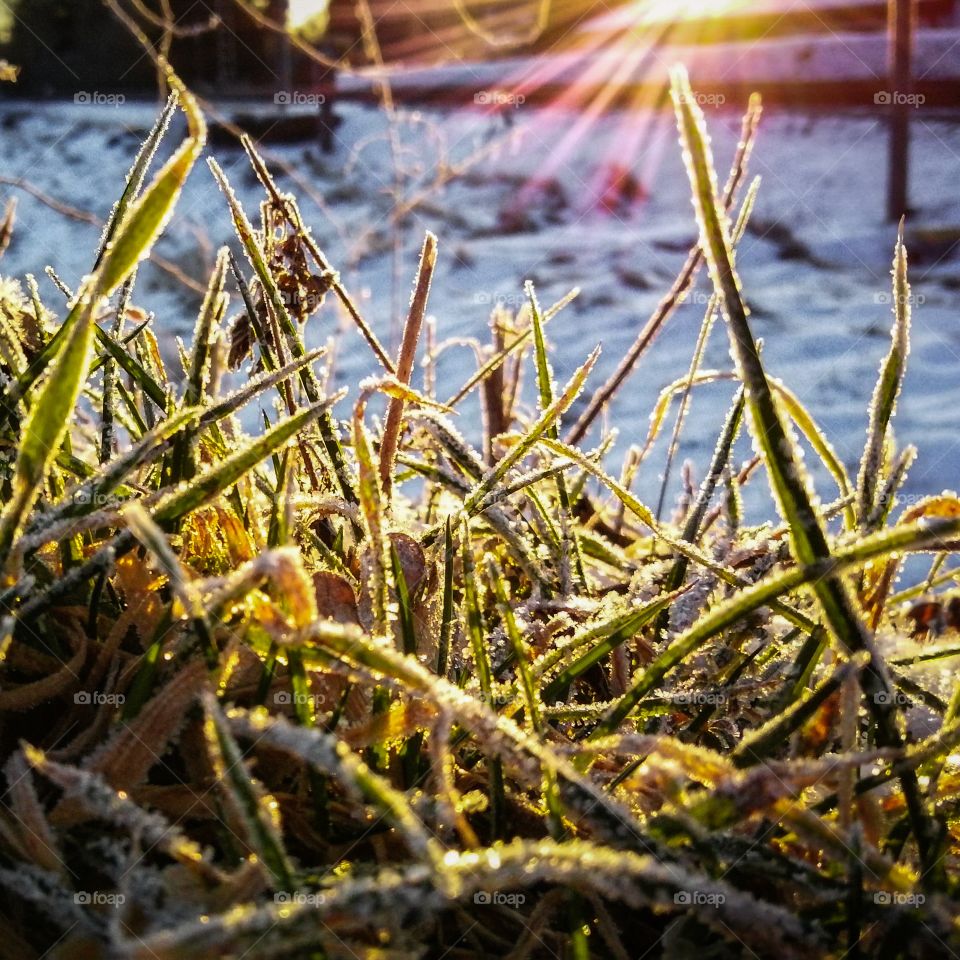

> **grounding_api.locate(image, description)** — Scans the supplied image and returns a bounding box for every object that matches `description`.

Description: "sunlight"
[661,0,744,17]
[285,0,749,36]
[473,0,757,218]
[287,0,330,31]
[640,0,749,24]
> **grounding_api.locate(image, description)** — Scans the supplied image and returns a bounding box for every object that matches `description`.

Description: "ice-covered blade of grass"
[0,78,204,565]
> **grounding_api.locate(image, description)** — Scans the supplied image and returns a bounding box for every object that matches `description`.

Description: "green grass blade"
[858,224,912,528]
[0,80,205,563]
[488,557,565,837]
[353,399,388,632]
[462,518,505,836]
[436,516,455,678]
[173,247,229,483]
[732,653,869,767]
[95,323,168,409]
[657,388,745,635]
[96,78,205,299]
[541,590,682,703]
[152,398,336,525]
[202,694,295,891]
[594,512,960,737]
[390,539,417,656]
[93,91,179,269]
[458,345,600,523]
[671,66,828,568]
[0,298,97,563]
[528,281,586,592]
[669,70,928,854]
[770,378,855,527]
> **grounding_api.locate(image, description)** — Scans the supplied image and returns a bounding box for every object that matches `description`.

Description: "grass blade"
[380,232,437,497]
[458,345,600,523]
[202,694,295,891]
[669,66,930,842]
[858,223,912,529]
[153,398,336,525]
[0,298,97,564]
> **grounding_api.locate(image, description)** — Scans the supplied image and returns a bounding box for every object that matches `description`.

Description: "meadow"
[0,63,958,958]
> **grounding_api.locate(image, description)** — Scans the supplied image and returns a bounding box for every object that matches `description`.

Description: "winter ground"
[2,94,960,528]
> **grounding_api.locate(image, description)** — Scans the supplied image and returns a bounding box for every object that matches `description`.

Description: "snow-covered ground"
[2,94,960,524]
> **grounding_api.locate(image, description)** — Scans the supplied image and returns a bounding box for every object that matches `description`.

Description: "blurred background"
[2,0,960,520]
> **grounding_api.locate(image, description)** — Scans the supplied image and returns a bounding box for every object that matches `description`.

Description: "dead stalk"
[379,232,438,497]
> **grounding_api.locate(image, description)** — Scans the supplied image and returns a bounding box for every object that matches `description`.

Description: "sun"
[287,0,330,31]
[644,0,747,21]
[680,0,743,13]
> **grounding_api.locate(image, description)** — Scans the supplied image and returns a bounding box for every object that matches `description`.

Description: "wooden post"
[886,0,916,221]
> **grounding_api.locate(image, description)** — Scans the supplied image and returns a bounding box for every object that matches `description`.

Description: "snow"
[2,93,960,525]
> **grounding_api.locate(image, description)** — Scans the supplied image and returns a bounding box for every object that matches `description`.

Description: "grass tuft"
[0,69,958,959]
